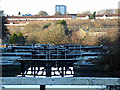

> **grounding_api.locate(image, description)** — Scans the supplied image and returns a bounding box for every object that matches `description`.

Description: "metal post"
[11,46,14,52]
[57,45,58,59]
[106,85,120,90]
[46,50,51,77]
[40,85,45,90]
[21,61,25,77]
[65,61,67,75]
[61,62,64,77]
[31,60,33,75]
[46,62,51,77]
[34,61,36,77]
[65,50,66,59]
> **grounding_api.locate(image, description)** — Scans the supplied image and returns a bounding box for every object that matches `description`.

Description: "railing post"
[11,46,14,52]
[61,62,64,77]
[40,85,45,90]
[106,85,120,90]
[21,61,25,77]
[46,50,51,77]
[0,85,4,90]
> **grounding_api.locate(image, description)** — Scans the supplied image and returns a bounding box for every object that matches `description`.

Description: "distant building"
[22,14,32,16]
[5,15,73,26]
[55,5,66,15]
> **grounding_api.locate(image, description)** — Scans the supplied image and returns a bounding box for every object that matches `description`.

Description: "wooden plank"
[1,77,120,85]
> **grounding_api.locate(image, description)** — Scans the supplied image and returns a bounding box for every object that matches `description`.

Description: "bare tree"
[82,11,91,15]
[97,10,106,15]
[105,9,114,15]
[114,9,120,14]
[54,11,62,16]
[97,9,114,15]
[38,10,48,16]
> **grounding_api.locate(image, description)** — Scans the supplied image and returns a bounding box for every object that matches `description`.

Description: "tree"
[82,11,91,15]
[105,9,114,15]
[9,32,18,44]
[18,12,21,15]
[41,24,66,44]
[18,32,25,44]
[115,9,120,14]
[97,9,114,15]
[54,11,62,16]
[97,9,106,15]
[38,11,48,16]
[58,20,67,26]
[89,11,96,19]
[76,11,91,17]
[2,16,9,39]
[58,20,68,35]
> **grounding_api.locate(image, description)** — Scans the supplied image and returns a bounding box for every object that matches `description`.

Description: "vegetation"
[8,19,119,46]
[54,11,62,16]
[18,32,25,44]
[42,23,51,30]
[18,12,21,15]
[89,11,96,19]
[76,11,91,16]
[57,20,69,35]
[9,32,18,44]
[2,16,8,39]
[9,32,25,44]
[98,32,120,76]
[38,10,48,16]
[23,21,70,44]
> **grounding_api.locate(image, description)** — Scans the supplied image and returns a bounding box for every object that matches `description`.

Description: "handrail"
[1,77,120,85]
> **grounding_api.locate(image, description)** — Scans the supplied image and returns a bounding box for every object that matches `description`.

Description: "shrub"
[58,20,68,35]
[18,32,25,44]
[89,11,96,19]
[40,24,66,44]
[42,23,51,30]
[9,32,18,44]
[9,32,25,44]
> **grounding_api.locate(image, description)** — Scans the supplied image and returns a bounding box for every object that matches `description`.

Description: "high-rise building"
[55,5,66,15]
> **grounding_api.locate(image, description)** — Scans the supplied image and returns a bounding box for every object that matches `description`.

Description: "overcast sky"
[0,0,120,16]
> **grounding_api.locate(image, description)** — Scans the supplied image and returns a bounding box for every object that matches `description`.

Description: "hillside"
[6,19,119,46]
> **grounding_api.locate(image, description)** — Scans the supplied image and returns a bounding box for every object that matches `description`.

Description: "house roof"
[7,15,73,19]
[77,14,120,17]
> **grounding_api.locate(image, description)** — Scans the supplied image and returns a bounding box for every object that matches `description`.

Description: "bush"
[9,32,18,44]
[58,20,68,35]
[40,24,66,44]
[42,23,51,30]
[18,32,25,44]
[89,11,96,19]
[9,32,25,44]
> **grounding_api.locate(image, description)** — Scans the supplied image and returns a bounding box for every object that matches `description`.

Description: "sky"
[0,0,120,16]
